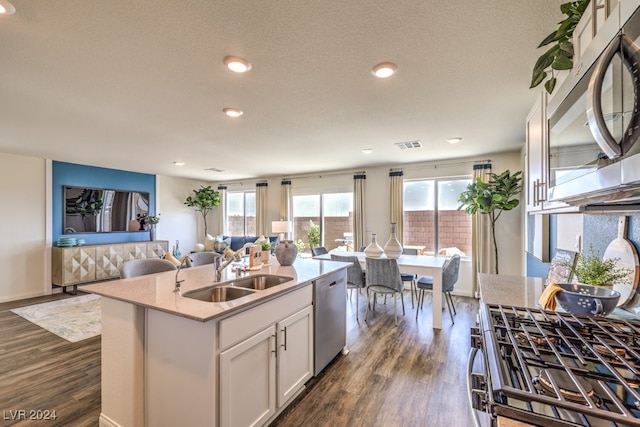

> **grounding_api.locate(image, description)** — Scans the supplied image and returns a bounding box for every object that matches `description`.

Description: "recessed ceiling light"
[447,137,463,144]
[371,62,397,78]
[173,161,185,166]
[362,148,373,154]
[223,107,243,118]
[224,56,252,73]
[0,0,16,14]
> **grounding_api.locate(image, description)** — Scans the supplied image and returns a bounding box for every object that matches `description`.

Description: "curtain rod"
[282,169,366,180]
[394,158,492,171]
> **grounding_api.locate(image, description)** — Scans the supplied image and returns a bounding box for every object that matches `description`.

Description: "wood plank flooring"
[271,291,479,427]
[0,289,478,427]
[0,292,101,426]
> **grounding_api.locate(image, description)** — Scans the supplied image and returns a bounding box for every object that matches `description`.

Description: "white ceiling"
[0,0,564,181]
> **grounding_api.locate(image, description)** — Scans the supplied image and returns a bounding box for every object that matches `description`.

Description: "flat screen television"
[63,186,150,234]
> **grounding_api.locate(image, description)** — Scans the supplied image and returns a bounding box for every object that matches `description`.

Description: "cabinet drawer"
[219,285,312,351]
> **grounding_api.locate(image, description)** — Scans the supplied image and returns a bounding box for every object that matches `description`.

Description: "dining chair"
[331,254,366,320]
[186,251,221,267]
[311,246,329,257]
[365,258,405,325]
[415,254,460,324]
[401,248,419,308]
[119,258,177,278]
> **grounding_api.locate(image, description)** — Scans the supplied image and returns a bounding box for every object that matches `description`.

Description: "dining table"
[314,251,447,329]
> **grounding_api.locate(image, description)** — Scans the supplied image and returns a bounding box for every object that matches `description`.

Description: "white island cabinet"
[87,259,348,427]
[220,294,313,427]
[145,285,313,427]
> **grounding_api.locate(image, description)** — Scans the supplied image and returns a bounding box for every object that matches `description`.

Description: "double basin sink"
[182,274,293,303]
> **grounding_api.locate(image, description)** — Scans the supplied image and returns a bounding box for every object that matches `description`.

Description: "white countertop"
[478,273,547,308]
[83,258,348,322]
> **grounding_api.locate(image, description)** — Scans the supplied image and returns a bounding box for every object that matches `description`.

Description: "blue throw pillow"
[214,237,231,254]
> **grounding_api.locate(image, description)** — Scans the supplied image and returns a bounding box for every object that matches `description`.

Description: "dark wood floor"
[0,289,478,427]
[0,292,101,427]
[272,291,479,426]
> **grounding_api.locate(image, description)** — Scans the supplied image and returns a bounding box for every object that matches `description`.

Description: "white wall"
[156,176,214,254]
[0,153,48,302]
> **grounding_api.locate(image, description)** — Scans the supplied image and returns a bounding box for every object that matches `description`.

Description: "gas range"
[469,304,640,426]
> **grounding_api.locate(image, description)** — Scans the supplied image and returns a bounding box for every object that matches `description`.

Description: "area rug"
[10,294,101,343]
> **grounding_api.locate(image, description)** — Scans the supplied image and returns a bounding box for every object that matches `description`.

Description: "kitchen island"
[84,258,349,427]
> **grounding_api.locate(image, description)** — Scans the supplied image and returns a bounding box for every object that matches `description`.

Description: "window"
[292,192,352,252]
[403,177,471,256]
[226,191,256,236]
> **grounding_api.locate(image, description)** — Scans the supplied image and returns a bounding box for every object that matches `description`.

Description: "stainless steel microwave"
[547,3,640,207]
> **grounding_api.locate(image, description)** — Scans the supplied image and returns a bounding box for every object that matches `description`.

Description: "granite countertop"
[478,273,547,308]
[478,273,640,320]
[83,258,348,322]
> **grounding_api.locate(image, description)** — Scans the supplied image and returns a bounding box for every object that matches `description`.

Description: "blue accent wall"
[52,161,156,245]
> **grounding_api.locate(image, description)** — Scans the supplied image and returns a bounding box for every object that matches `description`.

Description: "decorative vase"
[384,223,403,259]
[149,225,156,241]
[262,251,271,264]
[364,233,384,258]
[275,240,298,266]
[173,240,181,258]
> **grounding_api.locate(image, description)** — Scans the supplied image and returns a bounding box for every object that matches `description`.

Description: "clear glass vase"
[384,223,403,259]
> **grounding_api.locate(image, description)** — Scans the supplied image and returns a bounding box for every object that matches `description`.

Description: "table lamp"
[272,220,292,241]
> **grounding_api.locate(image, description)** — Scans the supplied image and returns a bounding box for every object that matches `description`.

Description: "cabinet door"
[58,246,96,285]
[123,242,148,261]
[95,244,124,280]
[277,305,313,407]
[526,91,547,212]
[219,326,276,427]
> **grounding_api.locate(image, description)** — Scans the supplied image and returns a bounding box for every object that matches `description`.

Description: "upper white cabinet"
[526,91,547,212]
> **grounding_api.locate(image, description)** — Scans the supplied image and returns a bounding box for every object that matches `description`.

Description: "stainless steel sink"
[183,286,257,302]
[227,275,293,290]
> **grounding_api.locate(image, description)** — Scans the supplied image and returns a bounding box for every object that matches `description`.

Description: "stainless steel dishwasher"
[313,269,347,375]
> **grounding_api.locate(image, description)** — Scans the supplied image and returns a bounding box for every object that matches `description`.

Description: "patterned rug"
[10,294,101,342]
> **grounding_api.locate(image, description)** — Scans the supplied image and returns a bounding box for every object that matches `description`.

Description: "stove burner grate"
[480,304,640,426]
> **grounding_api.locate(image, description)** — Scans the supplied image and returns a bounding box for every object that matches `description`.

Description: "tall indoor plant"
[184,185,221,238]
[458,170,523,274]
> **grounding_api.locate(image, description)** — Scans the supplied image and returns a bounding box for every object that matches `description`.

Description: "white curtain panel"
[217,185,227,236]
[256,182,268,236]
[280,180,292,239]
[471,162,492,295]
[389,170,404,244]
[353,173,367,251]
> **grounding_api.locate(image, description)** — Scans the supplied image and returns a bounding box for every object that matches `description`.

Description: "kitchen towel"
[538,282,562,310]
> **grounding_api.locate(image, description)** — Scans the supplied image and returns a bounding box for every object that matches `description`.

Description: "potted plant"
[530,0,590,94]
[260,240,273,263]
[458,169,523,274]
[307,220,320,250]
[184,186,221,238]
[565,246,631,286]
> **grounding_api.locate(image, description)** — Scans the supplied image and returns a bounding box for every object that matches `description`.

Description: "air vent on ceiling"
[205,167,224,173]
[394,140,422,150]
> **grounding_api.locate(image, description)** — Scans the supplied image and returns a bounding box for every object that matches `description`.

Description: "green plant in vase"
[565,245,631,286]
[307,220,320,249]
[458,169,522,274]
[184,185,220,238]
